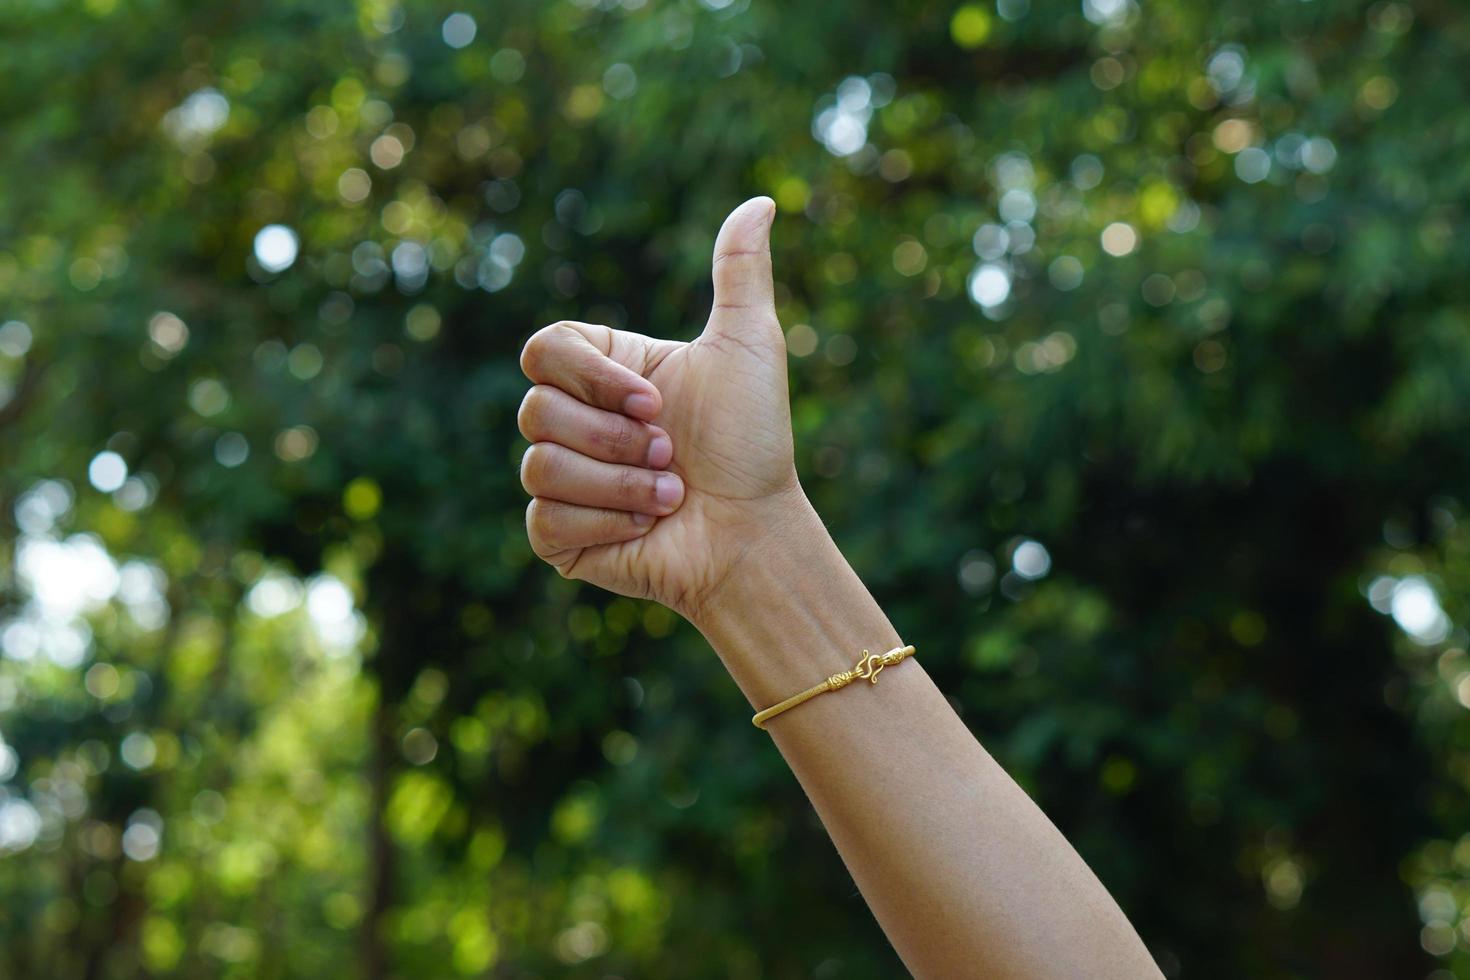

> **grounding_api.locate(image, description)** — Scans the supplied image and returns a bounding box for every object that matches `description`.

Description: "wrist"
[687,490,903,713]
[683,486,827,631]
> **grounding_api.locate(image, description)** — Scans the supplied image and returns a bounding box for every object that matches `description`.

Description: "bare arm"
[695,501,1160,978]
[517,197,1160,978]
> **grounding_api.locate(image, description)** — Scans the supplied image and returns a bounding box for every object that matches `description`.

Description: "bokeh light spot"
[0,321,32,357]
[1012,540,1051,580]
[950,6,992,48]
[441,13,477,49]
[253,225,299,273]
[88,452,127,493]
[343,477,382,520]
[603,63,638,100]
[968,263,1011,308]
[1100,222,1138,257]
[147,312,188,356]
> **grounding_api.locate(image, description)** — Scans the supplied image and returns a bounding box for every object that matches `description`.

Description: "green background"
[2,0,1468,976]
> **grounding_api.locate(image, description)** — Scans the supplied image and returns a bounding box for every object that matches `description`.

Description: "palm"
[557,204,798,615]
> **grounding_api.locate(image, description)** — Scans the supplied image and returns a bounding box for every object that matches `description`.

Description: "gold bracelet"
[751,644,916,730]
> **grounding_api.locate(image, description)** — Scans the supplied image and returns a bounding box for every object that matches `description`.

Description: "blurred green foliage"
[3,0,1470,977]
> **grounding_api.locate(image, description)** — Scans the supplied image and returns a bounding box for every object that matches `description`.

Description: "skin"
[518,197,1163,979]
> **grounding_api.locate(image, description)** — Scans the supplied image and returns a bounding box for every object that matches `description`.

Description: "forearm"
[693,495,1161,979]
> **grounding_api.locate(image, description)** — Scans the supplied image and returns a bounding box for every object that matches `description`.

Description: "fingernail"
[655,474,683,508]
[647,434,673,469]
[632,512,654,526]
[624,393,658,419]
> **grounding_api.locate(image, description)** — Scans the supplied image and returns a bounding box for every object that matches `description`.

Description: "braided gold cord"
[751,644,916,729]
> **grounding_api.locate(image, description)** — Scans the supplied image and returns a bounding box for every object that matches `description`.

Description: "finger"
[520,320,664,421]
[709,197,777,314]
[518,384,673,468]
[526,498,654,566]
[520,442,685,516]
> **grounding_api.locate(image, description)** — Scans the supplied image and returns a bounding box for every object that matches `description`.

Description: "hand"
[517,197,813,621]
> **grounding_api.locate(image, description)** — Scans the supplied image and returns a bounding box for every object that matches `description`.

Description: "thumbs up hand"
[517,197,813,620]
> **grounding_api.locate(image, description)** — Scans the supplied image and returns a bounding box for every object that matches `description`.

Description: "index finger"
[520,321,663,421]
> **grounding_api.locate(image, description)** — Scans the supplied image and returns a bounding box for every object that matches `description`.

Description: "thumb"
[706,197,777,324]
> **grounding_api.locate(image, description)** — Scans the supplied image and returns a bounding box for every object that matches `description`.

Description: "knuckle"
[519,322,572,377]
[518,330,547,377]
[525,498,581,581]
[517,386,550,439]
[525,499,547,548]
[519,442,558,493]
[525,499,560,556]
[516,389,538,439]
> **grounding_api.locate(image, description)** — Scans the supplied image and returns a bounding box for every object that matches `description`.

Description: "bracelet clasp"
[853,649,887,684]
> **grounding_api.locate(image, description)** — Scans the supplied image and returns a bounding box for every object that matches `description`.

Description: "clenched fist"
[517,197,811,621]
